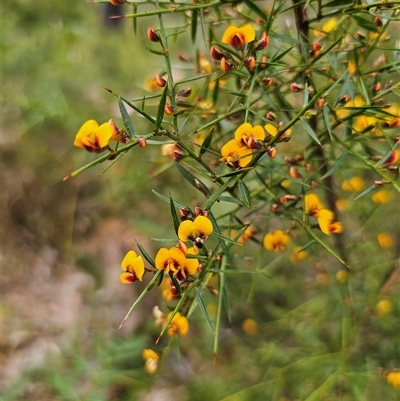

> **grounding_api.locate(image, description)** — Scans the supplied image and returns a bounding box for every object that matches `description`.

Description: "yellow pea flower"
[74,119,113,152]
[155,247,187,274]
[142,349,159,375]
[221,25,256,50]
[167,312,189,336]
[304,193,324,217]
[377,233,394,248]
[341,176,365,192]
[120,250,145,284]
[387,371,400,389]
[234,122,265,149]
[178,216,213,249]
[263,229,290,252]
[220,139,253,168]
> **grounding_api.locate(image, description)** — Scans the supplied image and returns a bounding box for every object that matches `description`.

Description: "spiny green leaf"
[321,152,348,180]
[218,196,246,206]
[170,195,180,235]
[118,97,135,138]
[191,9,198,43]
[353,184,379,201]
[325,0,353,7]
[195,288,215,332]
[156,85,168,132]
[352,14,379,32]
[301,118,322,146]
[199,126,214,157]
[221,279,231,323]
[322,106,334,141]
[174,161,212,198]
[152,189,187,208]
[242,0,268,23]
[136,241,156,268]
[238,180,251,207]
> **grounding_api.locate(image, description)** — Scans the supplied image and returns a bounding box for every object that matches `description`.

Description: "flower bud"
[110,0,125,5]
[138,137,147,148]
[147,28,161,42]
[267,147,277,158]
[210,46,224,61]
[245,56,256,71]
[164,104,175,115]
[259,55,268,69]
[155,75,167,88]
[290,83,304,92]
[294,155,304,163]
[176,88,192,98]
[179,207,192,220]
[289,166,302,179]
[254,32,269,51]
[313,40,322,52]
[220,57,235,72]
[374,16,383,27]
[338,95,349,104]
[266,111,277,121]
[372,82,381,92]
[262,77,274,86]
[271,203,279,213]
[316,98,325,108]
[382,150,398,166]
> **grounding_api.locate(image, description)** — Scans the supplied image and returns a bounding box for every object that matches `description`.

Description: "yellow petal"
[178,220,195,242]
[193,216,213,237]
[304,193,324,215]
[264,123,278,137]
[318,209,334,235]
[121,250,145,281]
[74,120,99,148]
[234,123,253,141]
[155,248,170,270]
[221,25,239,44]
[239,25,256,43]
[95,122,114,148]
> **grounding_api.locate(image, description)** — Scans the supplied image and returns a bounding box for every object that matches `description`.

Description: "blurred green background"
[2,1,399,400]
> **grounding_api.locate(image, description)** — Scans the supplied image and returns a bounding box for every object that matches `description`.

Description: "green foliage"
[5,0,400,400]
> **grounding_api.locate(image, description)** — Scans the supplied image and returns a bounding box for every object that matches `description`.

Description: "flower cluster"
[210,25,269,73]
[304,194,343,235]
[220,122,265,168]
[263,229,290,252]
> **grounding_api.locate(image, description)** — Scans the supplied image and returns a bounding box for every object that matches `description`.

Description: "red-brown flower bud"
[267,147,277,159]
[316,98,325,108]
[262,77,274,86]
[210,46,224,61]
[290,83,304,92]
[164,104,175,115]
[259,55,268,69]
[382,150,398,166]
[372,82,381,92]
[220,57,235,72]
[271,203,279,213]
[110,0,125,5]
[294,155,304,163]
[176,88,192,98]
[179,207,192,219]
[289,166,302,179]
[155,75,167,88]
[338,95,350,104]
[245,56,256,71]
[147,28,161,42]
[266,111,277,121]
[313,40,322,52]
[138,137,147,148]
[374,16,383,27]
[254,32,269,51]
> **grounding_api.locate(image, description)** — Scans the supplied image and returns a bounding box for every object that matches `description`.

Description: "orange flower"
[263,229,290,252]
[317,209,343,235]
[167,312,189,336]
[387,371,400,389]
[304,193,324,217]
[220,139,253,168]
[234,123,265,149]
[155,247,187,274]
[178,216,213,249]
[142,349,159,375]
[341,176,365,192]
[221,24,256,49]
[120,250,145,283]
[74,119,113,152]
